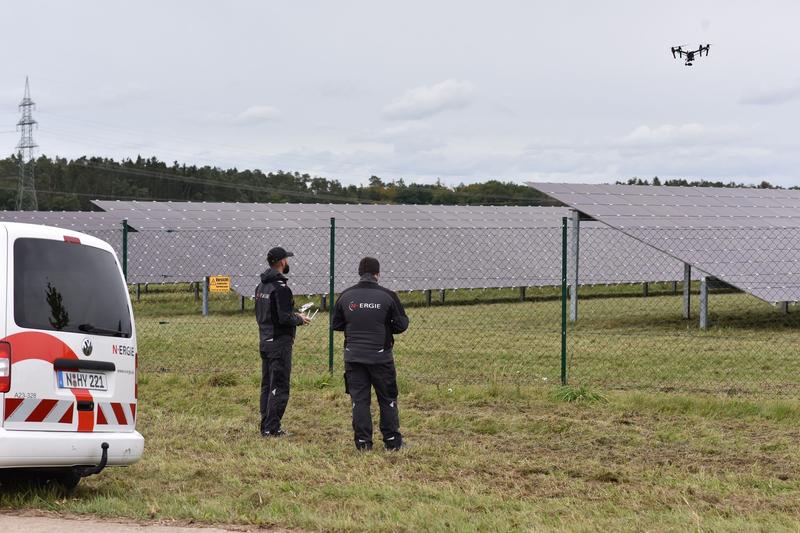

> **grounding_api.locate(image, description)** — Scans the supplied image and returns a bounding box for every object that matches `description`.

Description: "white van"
[0,222,143,487]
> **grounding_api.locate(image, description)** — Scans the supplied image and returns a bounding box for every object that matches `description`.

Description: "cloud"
[203,105,280,125]
[740,83,800,106]
[231,105,280,124]
[382,80,474,120]
[619,123,745,147]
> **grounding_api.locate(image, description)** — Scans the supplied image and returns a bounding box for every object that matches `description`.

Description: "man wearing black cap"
[332,257,410,450]
[255,246,310,437]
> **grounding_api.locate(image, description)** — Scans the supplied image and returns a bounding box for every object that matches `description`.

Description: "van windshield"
[14,238,132,338]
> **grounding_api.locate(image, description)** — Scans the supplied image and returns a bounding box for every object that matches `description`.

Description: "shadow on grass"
[0,469,97,501]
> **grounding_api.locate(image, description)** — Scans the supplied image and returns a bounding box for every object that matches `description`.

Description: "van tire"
[54,469,81,490]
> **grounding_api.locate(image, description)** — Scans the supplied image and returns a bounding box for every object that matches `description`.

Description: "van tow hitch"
[75,442,109,478]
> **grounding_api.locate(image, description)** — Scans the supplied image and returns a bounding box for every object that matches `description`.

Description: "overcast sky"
[1,1,799,187]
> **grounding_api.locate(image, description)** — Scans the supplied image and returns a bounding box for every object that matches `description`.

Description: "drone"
[671,44,711,66]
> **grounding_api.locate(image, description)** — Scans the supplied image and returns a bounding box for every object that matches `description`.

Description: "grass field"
[133,283,800,393]
[1,285,799,531]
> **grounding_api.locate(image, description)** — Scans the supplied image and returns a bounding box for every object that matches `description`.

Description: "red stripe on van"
[63,236,81,244]
[26,399,58,422]
[111,403,127,425]
[130,403,136,422]
[59,405,74,424]
[72,389,95,432]
[4,331,79,365]
[1,332,98,432]
[3,398,24,420]
[96,405,108,425]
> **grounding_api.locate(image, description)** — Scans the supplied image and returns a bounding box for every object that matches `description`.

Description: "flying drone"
[671,44,711,66]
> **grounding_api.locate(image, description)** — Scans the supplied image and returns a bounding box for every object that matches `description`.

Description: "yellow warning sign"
[209,276,231,293]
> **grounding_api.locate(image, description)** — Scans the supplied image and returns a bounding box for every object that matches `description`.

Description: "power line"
[77,162,557,205]
[76,162,379,204]
[0,181,191,202]
[33,112,556,204]
[16,77,38,210]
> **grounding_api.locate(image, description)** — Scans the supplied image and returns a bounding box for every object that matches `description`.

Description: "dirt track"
[0,514,275,532]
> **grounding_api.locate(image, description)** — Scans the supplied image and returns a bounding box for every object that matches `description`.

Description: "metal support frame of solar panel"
[527,183,800,304]
[90,200,691,296]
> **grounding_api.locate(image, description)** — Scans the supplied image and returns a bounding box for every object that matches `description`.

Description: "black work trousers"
[260,341,293,435]
[345,360,402,450]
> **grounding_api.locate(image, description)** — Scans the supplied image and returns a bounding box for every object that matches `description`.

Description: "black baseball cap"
[267,247,294,264]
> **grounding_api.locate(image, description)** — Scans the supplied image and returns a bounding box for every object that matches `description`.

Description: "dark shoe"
[262,428,290,438]
[384,435,404,451]
[355,439,373,451]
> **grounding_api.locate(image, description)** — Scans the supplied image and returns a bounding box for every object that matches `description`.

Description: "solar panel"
[86,201,690,294]
[0,211,123,231]
[528,182,800,303]
[1,203,694,295]
[91,200,570,230]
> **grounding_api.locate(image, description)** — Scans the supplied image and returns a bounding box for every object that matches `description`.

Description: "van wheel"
[54,469,81,490]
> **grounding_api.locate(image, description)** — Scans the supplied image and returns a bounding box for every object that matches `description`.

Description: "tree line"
[617,177,797,189]
[0,154,558,211]
[1,154,793,212]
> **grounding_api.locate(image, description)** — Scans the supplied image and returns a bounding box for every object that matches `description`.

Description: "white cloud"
[232,105,280,124]
[203,105,280,125]
[382,80,474,120]
[619,123,745,147]
[740,82,800,106]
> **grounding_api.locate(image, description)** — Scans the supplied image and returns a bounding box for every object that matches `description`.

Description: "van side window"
[14,238,132,338]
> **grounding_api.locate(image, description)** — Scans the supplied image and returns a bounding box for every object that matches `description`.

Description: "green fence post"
[122,218,129,282]
[328,217,336,374]
[561,216,568,386]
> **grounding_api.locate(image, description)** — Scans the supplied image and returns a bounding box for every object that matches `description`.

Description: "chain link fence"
[74,218,799,396]
[123,225,563,388]
[567,225,800,395]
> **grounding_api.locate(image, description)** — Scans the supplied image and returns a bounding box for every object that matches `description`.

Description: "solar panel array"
[0,211,123,231]
[91,200,561,229]
[1,202,691,295]
[527,183,800,303]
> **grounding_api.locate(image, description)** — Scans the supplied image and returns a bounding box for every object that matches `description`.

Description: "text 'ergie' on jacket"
[332,274,410,364]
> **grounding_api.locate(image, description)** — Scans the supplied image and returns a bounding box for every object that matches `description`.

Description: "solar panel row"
[1,202,691,295]
[92,200,558,229]
[527,183,800,303]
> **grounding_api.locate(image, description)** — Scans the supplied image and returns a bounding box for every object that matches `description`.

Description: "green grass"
[553,385,607,403]
[2,379,799,530]
[133,284,799,394]
[2,285,799,530]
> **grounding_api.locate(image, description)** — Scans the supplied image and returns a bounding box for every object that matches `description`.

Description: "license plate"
[57,371,108,391]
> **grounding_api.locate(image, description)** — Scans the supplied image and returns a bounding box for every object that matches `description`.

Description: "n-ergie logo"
[112,345,135,357]
[348,301,381,311]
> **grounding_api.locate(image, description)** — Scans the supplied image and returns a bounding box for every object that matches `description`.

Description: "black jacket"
[255,268,304,350]
[332,274,409,364]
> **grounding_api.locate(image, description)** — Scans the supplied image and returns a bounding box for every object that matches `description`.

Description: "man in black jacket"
[255,246,310,437]
[332,257,410,450]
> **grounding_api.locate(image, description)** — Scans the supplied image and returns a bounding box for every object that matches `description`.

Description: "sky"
[1,0,799,187]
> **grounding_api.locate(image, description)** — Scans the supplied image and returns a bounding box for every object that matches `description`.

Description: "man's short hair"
[358,257,380,276]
